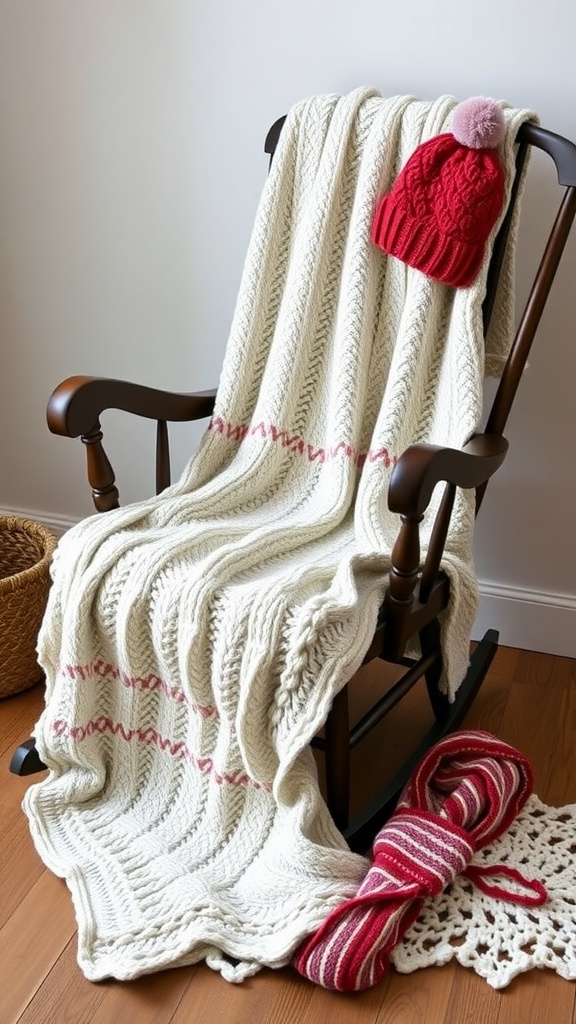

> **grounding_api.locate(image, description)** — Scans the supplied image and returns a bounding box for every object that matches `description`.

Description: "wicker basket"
[0,516,57,698]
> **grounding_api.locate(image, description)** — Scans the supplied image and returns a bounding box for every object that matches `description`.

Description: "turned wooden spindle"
[383,513,423,661]
[387,513,423,606]
[81,422,120,512]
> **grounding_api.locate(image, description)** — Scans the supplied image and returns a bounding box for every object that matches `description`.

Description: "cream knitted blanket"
[24,88,532,982]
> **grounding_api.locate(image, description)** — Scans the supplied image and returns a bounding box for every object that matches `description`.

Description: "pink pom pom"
[451,97,506,149]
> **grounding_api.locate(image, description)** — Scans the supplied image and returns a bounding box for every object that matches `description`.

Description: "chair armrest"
[47,375,217,437]
[383,434,509,653]
[47,376,218,512]
[388,434,509,517]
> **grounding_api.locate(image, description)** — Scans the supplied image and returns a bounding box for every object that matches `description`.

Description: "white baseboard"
[2,505,574,658]
[472,581,576,659]
[0,505,78,538]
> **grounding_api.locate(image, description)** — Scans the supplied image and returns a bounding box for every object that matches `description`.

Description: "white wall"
[1,0,575,652]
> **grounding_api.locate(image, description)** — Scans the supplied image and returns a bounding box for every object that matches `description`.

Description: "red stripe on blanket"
[61,661,219,720]
[208,416,398,469]
[52,717,272,792]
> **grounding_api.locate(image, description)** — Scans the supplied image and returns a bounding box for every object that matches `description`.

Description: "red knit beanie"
[371,97,507,288]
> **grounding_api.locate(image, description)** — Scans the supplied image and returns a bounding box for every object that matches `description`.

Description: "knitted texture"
[292,730,544,990]
[24,90,533,983]
[451,97,506,149]
[371,126,505,288]
[392,794,576,988]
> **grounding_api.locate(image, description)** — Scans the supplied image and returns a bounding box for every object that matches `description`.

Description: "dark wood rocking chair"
[11,114,576,854]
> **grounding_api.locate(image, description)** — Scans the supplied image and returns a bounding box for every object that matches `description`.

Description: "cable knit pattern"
[24,89,533,983]
[371,132,506,288]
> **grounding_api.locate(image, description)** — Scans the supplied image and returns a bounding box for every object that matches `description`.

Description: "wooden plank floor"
[1,646,575,1023]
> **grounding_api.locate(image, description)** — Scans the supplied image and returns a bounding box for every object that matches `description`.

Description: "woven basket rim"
[0,516,57,595]
[0,516,56,697]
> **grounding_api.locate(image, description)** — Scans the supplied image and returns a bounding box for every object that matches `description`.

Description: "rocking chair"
[11,112,576,854]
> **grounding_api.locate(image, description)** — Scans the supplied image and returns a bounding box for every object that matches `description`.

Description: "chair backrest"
[481,124,576,438]
[265,112,576,513]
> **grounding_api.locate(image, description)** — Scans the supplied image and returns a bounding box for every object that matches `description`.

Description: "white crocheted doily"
[391,795,576,989]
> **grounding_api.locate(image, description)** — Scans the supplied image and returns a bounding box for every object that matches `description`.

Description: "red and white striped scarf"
[293,729,547,991]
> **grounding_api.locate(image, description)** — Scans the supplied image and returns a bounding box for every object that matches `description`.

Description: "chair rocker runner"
[11,108,576,857]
